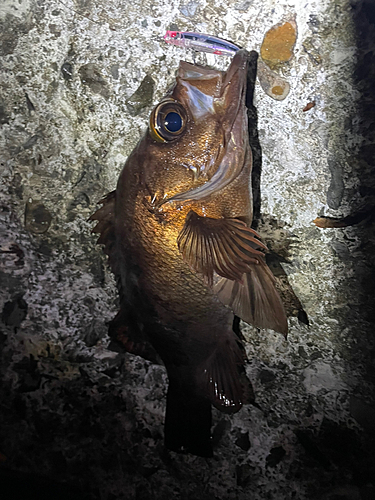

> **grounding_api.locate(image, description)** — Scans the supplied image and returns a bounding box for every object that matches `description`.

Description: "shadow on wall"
[343,3,375,383]
[350,0,375,317]
[324,0,375,493]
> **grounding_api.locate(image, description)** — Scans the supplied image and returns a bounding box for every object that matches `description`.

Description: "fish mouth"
[168,49,251,203]
[221,48,249,104]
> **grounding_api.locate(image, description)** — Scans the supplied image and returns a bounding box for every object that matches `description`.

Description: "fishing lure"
[164,30,291,101]
[164,30,240,57]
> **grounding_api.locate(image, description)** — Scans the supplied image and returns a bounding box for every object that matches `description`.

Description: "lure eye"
[149,99,187,142]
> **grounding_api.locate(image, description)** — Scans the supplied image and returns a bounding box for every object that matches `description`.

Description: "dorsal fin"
[90,192,159,361]
[89,191,118,275]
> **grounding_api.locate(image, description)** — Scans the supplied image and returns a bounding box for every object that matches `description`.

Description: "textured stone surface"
[1,0,375,499]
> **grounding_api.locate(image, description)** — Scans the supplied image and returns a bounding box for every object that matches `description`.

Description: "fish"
[313,206,375,228]
[90,49,287,457]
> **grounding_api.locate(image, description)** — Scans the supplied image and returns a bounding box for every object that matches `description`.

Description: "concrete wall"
[1,0,374,498]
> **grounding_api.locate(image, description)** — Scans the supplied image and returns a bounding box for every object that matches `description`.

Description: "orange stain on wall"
[260,21,297,69]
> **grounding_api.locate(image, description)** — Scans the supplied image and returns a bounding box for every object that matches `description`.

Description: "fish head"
[139,49,251,206]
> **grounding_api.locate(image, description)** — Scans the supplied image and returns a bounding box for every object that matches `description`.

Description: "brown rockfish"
[90,50,287,457]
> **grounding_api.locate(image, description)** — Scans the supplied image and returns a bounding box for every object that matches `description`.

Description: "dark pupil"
[164,112,182,133]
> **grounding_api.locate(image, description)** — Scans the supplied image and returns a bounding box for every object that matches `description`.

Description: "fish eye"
[164,112,182,132]
[149,99,187,142]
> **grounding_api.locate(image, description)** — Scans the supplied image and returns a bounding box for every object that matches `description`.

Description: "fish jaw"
[168,49,251,203]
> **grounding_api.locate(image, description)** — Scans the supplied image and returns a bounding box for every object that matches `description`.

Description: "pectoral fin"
[177,210,267,285]
[213,263,288,336]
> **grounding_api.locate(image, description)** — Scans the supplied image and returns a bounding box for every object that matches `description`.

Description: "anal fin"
[197,335,253,414]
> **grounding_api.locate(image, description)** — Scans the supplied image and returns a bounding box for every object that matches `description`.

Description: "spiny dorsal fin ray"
[90,191,161,361]
[89,190,118,275]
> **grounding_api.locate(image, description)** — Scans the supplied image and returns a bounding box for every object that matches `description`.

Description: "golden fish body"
[91,50,287,456]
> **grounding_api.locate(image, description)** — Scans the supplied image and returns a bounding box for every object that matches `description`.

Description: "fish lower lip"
[222,49,249,91]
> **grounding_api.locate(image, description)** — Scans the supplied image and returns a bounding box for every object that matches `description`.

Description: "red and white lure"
[164,31,240,57]
[163,29,290,101]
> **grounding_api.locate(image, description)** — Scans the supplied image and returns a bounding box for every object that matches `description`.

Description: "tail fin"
[164,378,213,457]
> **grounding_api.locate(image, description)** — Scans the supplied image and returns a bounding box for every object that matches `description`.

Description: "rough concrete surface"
[1,0,375,499]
